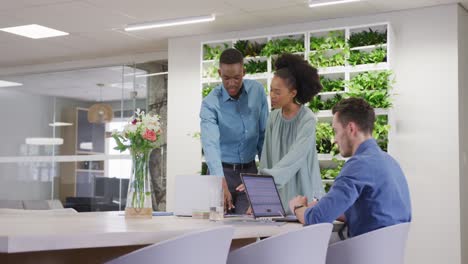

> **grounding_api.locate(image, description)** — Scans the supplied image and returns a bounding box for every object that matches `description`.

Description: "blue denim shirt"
[304,139,412,237]
[200,79,269,177]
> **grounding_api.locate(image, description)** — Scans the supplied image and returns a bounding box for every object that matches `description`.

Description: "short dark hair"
[274,53,322,104]
[332,97,375,134]
[219,48,244,65]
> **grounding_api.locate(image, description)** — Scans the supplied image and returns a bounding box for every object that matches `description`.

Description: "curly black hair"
[274,53,322,104]
[332,97,376,134]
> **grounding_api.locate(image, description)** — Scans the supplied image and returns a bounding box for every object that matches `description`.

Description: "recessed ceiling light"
[124,72,169,78]
[0,80,22,88]
[136,72,168,78]
[109,82,146,89]
[48,122,73,127]
[125,14,215,31]
[308,0,361,8]
[0,24,69,39]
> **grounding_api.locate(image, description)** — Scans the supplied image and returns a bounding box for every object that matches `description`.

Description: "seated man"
[289,97,411,238]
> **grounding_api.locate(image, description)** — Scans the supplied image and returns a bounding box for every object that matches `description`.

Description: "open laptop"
[174,175,222,216]
[240,173,299,222]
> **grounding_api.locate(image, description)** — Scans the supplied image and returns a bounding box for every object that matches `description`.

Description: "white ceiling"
[0,0,466,69]
[0,0,466,101]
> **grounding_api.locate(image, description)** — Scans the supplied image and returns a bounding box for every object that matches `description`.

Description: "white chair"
[47,199,64,209]
[22,200,49,210]
[0,200,24,209]
[106,226,234,264]
[227,223,333,264]
[326,222,411,264]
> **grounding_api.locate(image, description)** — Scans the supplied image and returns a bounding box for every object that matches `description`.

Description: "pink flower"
[142,129,157,142]
[132,119,137,125]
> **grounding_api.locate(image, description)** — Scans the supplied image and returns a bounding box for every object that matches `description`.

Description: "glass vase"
[125,149,153,218]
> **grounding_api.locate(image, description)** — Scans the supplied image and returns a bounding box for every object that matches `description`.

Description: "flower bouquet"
[113,109,162,218]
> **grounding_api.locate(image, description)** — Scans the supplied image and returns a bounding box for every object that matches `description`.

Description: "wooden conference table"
[0,210,313,264]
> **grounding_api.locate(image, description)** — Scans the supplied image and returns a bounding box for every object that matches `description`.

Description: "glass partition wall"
[0,60,168,212]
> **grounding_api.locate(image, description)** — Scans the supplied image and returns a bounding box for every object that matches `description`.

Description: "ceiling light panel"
[0,80,23,88]
[0,24,68,39]
[125,14,215,31]
[308,0,361,8]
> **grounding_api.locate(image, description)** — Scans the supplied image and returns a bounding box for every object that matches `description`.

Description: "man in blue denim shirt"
[200,48,269,213]
[290,98,411,237]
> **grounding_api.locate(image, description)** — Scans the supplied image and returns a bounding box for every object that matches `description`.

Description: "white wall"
[168,4,463,264]
[389,5,460,264]
[167,37,204,211]
[458,5,468,264]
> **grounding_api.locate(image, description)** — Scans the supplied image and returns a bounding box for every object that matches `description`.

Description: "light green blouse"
[259,105,325,214]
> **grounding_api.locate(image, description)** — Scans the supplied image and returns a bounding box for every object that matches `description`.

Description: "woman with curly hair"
[259,53,325,214]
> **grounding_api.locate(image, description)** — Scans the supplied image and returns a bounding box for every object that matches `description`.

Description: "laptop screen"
[241,174,286,218]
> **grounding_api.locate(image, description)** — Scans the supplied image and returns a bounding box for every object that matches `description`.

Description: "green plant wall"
[348,28,387,48]
[201,24,392,192]
[261,36,305,57]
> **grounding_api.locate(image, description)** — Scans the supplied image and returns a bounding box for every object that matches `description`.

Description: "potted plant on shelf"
[203,43,229,60]
[260,36,305,57]
[348,28,387,48]
[234,40,266,57]
[320,77,345,93]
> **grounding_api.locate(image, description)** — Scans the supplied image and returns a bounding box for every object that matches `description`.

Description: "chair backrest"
[0,200,24,209]
[47,199,64,209]
[94,177,129,203]
[106,226,234,264]
[64,197,96,212]
[227,223,333,264]
[94,176,107,198]
[326,222,411,264]
[22,200,49,210]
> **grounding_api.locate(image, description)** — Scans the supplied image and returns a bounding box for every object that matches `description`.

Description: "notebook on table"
[240,173,299,223]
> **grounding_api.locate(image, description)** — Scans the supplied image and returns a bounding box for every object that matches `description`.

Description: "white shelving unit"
[322,179,335,184]
[350,43,387,51]
[200,23,392,187]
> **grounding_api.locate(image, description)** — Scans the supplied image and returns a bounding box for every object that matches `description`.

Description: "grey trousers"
[223,164,257,214]
[208,164,257,214]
